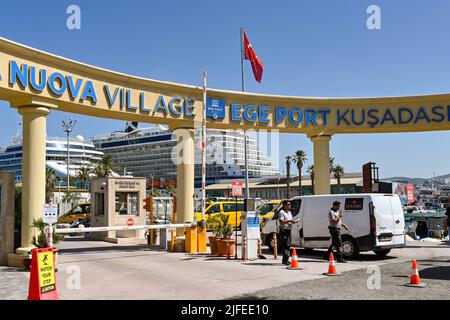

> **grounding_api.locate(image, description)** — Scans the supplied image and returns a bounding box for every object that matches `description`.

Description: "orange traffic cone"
[286,247,299,269]
[323,252,339,276]
[405,260,426,287]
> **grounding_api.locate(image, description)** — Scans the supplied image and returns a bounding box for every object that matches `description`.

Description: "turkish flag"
[243,32,264,83]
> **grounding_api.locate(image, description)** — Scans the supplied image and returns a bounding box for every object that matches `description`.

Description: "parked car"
[58,202,91,224]
[256,200,282,225]
[261,194,406,258]
[194,201,245,228]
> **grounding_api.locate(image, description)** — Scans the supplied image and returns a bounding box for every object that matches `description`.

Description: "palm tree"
[165,185,176,197]
[333,164,345,193]
[307,165,314,195]
[94,155,114,177]
[292,150,307,196]
[285,156,292,199]
[329,156,336,174]
[150,188,161,197]
[77,166,91,190]
[45,168,59,203]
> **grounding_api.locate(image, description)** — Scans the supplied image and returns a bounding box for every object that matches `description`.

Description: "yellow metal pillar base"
[197,226,207,253]
[185,227,198,253]
[310,135,332,195]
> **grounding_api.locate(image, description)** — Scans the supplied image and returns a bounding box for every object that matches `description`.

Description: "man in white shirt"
[278,200,298,265]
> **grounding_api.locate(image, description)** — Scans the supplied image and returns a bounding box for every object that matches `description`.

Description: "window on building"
[95,193,105,216]
[115,192,139,216]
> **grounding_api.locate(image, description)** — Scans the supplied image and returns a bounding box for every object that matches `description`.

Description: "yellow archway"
[1,37,450,255]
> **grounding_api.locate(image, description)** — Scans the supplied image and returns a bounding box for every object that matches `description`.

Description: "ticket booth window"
[115,192,138,216]
[95,193,105,216]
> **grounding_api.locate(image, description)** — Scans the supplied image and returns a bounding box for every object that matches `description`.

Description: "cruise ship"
[0,134,104,184]
[93,123,280,186]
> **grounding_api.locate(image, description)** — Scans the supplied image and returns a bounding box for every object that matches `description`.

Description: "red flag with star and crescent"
[243,32,264,83]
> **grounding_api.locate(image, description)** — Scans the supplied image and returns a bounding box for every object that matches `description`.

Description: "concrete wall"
[0,172,15,266]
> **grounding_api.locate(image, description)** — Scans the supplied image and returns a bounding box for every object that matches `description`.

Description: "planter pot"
[208,236,219,255]
[217,239,236,257]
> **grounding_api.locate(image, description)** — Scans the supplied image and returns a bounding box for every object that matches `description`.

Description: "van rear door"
[388,196,406,246]
[373,195,405,247]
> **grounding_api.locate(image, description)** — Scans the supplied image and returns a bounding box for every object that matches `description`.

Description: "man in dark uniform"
[326,201,349,263]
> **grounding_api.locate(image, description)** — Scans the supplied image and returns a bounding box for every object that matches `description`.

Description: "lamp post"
[62,119,77,192]
[277,174,280,199]
[76,135,86,189]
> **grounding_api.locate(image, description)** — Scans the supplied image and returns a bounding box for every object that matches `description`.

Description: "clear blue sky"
[1,0,450,178]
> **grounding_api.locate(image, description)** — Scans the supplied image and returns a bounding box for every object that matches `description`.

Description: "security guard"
[326,201,349,263]
[278,200,298,265]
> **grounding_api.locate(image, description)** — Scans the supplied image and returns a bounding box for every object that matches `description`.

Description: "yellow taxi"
[195,200,245,228]
[257,200,282,225]
[58,202,91,224]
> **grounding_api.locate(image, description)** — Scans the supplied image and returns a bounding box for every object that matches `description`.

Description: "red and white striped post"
[242,234,247,262]
[45,224,53,248]
[201,69,207,223]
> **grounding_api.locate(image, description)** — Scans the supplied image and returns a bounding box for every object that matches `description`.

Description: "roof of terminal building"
[206,176,363,190]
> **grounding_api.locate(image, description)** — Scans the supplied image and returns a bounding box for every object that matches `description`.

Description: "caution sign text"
[37,251,56,293]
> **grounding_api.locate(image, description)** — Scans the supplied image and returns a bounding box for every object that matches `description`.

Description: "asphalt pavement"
[1,237,450,300]
[234,256,450,300]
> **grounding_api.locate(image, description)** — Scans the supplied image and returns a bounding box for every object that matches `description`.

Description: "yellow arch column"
[173,128,195,251]
[310,135,332,195]
[16,105,50,255]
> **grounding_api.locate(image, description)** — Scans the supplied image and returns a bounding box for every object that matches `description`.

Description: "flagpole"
[240,27,250,201]
[201,69,207,223]
[240,27,245,92]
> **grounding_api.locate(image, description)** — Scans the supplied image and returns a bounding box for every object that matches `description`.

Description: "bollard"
[242,234,247,262]
[258,238,262,257]
[45,224,53,248]
[273,233,278,259]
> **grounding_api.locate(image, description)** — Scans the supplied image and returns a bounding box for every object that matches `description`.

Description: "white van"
[261,194,406,258]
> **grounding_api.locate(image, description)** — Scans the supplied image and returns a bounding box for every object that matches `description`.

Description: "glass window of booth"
[115,192,139,216]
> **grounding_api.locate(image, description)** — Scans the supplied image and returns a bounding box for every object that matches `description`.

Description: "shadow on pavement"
[0,267,29,273]
[419,266,450,281]
[59,245,158,254]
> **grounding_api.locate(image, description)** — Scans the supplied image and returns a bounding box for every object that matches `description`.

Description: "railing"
[55,222,196,234]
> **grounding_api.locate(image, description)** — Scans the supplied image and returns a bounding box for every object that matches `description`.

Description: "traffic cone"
[323,252,339,276]
[287,247,299,270]
[405,260,426,287]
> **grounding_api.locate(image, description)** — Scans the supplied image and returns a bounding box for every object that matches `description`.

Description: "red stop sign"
[197,140,205,150]
[127,218,134,226]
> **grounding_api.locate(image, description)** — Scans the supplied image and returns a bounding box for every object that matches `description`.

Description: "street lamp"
[62,119,77,191]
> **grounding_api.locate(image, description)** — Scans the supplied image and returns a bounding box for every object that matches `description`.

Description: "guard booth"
[90,177,147,244]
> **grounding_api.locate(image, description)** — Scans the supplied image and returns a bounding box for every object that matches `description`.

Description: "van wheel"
[341,236,359,259]
[373,249,391,257]
[266,233,281,253]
